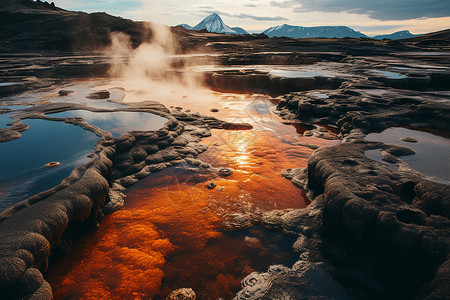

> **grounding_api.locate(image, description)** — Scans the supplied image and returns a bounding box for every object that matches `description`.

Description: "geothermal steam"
[105,23,207,106]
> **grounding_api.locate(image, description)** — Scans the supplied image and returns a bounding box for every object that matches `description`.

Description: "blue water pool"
[48,110,168,138]
[0,119,99,211]
[372,70,407,79]
[366,127,450,184]
[0,82,20,87]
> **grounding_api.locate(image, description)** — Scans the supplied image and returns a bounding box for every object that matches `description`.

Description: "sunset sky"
[54,0,450,35]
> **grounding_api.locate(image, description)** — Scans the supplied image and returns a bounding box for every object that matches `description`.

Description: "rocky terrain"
[0,2,449,299]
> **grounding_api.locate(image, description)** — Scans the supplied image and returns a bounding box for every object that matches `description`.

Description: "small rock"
[166,288,196,300]
[210,108,219,112]
[401,137,418,143]
[58,90,74,96]
[218,168,234,177]
[44,161,60,168]
[293,142,319,150]
[387,146,415,157]
[87,90,110,99]
[206,182,216,189]
[200,163,211,169]
[118,175,138,187]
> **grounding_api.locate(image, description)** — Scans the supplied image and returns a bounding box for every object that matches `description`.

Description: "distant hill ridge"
[263,24,366,39]
[263,24,417,40]
[0,0,60,11]
[180,14,418,40]
[372,30,416,40]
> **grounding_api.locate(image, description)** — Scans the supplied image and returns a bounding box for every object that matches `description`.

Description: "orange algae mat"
[46,99,339,299]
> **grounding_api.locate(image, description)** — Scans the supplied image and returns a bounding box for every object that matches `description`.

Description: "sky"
[53,0,450,35]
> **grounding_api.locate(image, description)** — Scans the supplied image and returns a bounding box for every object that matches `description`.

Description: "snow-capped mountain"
[179,16,415,39]
[263,24,367,39]
[184,13,248,35]
[372,30,416,40]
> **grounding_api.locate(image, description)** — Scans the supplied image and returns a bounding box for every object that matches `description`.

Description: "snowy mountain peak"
[191,13,248,35]
[263,24,367,39]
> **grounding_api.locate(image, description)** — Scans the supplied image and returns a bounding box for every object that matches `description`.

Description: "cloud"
[354,25,404,32]
[271,0,450,20]
[202,10,288,21]
[270,1,294,8]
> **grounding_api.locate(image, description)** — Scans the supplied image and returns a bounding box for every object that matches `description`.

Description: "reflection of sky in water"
[0,119,98,211]
[6,81,127,109]
[194,65,334,78]
[372,70,407,79]
[0,82,20,87]
[365,149,398,172]
[366,127,450,184]
[0,113,13,128]
[52,86,127,109]
[48,110,168,138]
[359,89,390,96]
[0,105,30,110]
[268,70,330,78]
[310,92,329,99]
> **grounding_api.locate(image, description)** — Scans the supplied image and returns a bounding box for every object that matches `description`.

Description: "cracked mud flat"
[0,32,449,300]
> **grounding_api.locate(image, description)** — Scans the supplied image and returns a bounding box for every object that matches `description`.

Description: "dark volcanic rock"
[58,90,74,96]
[282,138,450,299]
[402,137,418,143]
[167,288,196,300]
[87,90,110,99]
[206,182,216,189]
[235,261,350,300]
[276,68,450,135]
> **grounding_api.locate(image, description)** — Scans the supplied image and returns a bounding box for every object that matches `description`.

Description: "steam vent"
[0,0,449,299]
